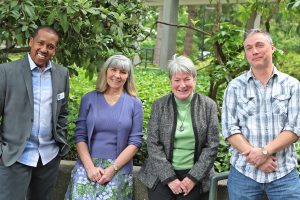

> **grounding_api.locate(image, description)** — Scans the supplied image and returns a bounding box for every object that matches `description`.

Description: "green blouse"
[172,94,195,170]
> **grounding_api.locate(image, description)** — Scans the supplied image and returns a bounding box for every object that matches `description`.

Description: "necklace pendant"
[179,125,184,132]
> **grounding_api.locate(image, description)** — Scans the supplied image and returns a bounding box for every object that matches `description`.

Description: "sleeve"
[147,101,177,185]
[74,93,90,143]
[221,85,242,140]
[0,65,5,123]
[187,100,219,182]
[127,98,143,148]
[56,69,70,143]
[0,65,5,156]
[283,81,300,136]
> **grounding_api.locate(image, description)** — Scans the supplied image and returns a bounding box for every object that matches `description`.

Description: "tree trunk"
[265,1,281,33]
[212,1,224,66]
[245,9,258,37]
[209,1,223,104]
[183,6,197,56]
[153,6,163,65]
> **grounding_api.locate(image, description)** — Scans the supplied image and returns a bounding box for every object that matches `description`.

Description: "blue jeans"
[228,166,300,200]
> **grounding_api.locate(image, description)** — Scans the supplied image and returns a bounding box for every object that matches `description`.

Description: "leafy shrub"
[65,67,97,160]
[277,52,300,80]
[133,68,170,165]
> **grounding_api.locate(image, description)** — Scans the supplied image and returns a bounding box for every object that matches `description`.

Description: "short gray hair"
[96,55,137,96]
[244,28,273,46]
[167,55,196,79]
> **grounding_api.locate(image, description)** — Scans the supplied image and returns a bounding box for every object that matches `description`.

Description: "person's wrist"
[85,164,95,172]
[112,161,118,172]
[260,147,269,158]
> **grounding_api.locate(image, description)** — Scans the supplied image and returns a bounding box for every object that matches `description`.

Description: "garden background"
[0,0,300,173]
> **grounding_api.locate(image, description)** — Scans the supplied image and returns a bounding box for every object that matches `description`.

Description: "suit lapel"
[21,58,34,109]
[51,64,58,123]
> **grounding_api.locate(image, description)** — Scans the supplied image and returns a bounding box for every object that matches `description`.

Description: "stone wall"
[54,160,229,200]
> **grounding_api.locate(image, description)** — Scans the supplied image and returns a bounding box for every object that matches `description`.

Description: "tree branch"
[0,47,29,54]
[156,20,211,36]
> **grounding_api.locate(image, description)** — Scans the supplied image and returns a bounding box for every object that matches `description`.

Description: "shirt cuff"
[223,128,241,140]
[283,126,300,137]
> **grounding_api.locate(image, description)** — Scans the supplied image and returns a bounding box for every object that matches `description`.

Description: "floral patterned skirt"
[65,158,133,200]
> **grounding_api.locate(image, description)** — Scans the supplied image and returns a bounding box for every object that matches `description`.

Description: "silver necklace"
[178,103,191,132]
[178,113,188,132]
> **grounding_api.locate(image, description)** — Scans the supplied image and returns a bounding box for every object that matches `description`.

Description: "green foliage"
[135,68,170,130]
[296,142,300,172]
[214,134,230,173]
[287,0,300,9]
[175,6,203,61]
[133,68,170,165]
[205,22,247,83]
[202,22,248,102]
[0,0,149,76]
[66,67,97,160]
[277,52,300,80]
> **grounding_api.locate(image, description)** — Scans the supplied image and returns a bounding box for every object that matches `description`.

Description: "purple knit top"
[90,93,124,158]
[75,90,143,173]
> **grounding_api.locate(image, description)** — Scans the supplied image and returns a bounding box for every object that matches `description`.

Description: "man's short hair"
[244,28,273,45]
[31,26,59,40]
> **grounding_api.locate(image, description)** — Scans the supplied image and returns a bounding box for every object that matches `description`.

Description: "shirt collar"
[28,53,52,71]
[246,66,279,82]
[174,93,194,106]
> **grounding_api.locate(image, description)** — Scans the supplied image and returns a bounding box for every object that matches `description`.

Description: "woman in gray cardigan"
[139,55,219,200]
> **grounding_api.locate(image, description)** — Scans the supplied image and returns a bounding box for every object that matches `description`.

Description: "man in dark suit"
[0,26,70,200]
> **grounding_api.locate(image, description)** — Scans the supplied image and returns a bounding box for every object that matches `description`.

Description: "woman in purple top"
[65,55,143,200]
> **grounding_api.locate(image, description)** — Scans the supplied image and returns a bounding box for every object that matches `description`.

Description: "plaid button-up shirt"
[222,67,300,183]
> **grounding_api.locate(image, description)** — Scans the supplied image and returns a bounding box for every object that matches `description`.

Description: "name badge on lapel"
[57,92,65,101]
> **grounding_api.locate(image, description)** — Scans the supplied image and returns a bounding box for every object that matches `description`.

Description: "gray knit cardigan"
[139,93,219,193]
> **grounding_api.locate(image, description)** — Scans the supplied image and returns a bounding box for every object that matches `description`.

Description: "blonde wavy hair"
[96,55,137,96]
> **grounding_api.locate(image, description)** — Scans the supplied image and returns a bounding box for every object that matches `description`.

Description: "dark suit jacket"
[0,56,70,167]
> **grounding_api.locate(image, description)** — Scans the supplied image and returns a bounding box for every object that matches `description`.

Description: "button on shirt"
[17,54,59,167]
[222,67,300,183]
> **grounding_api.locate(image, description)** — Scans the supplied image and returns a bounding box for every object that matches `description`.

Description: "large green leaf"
[60,13,69,33]
[24,4,35,19]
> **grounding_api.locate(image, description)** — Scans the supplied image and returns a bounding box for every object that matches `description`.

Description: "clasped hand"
[243,148,277,173]
[243,147,267,166]
[168,177,195,196]
[86,165,116,184]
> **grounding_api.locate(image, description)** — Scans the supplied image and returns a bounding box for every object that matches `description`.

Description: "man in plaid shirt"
[222,29,300,200]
